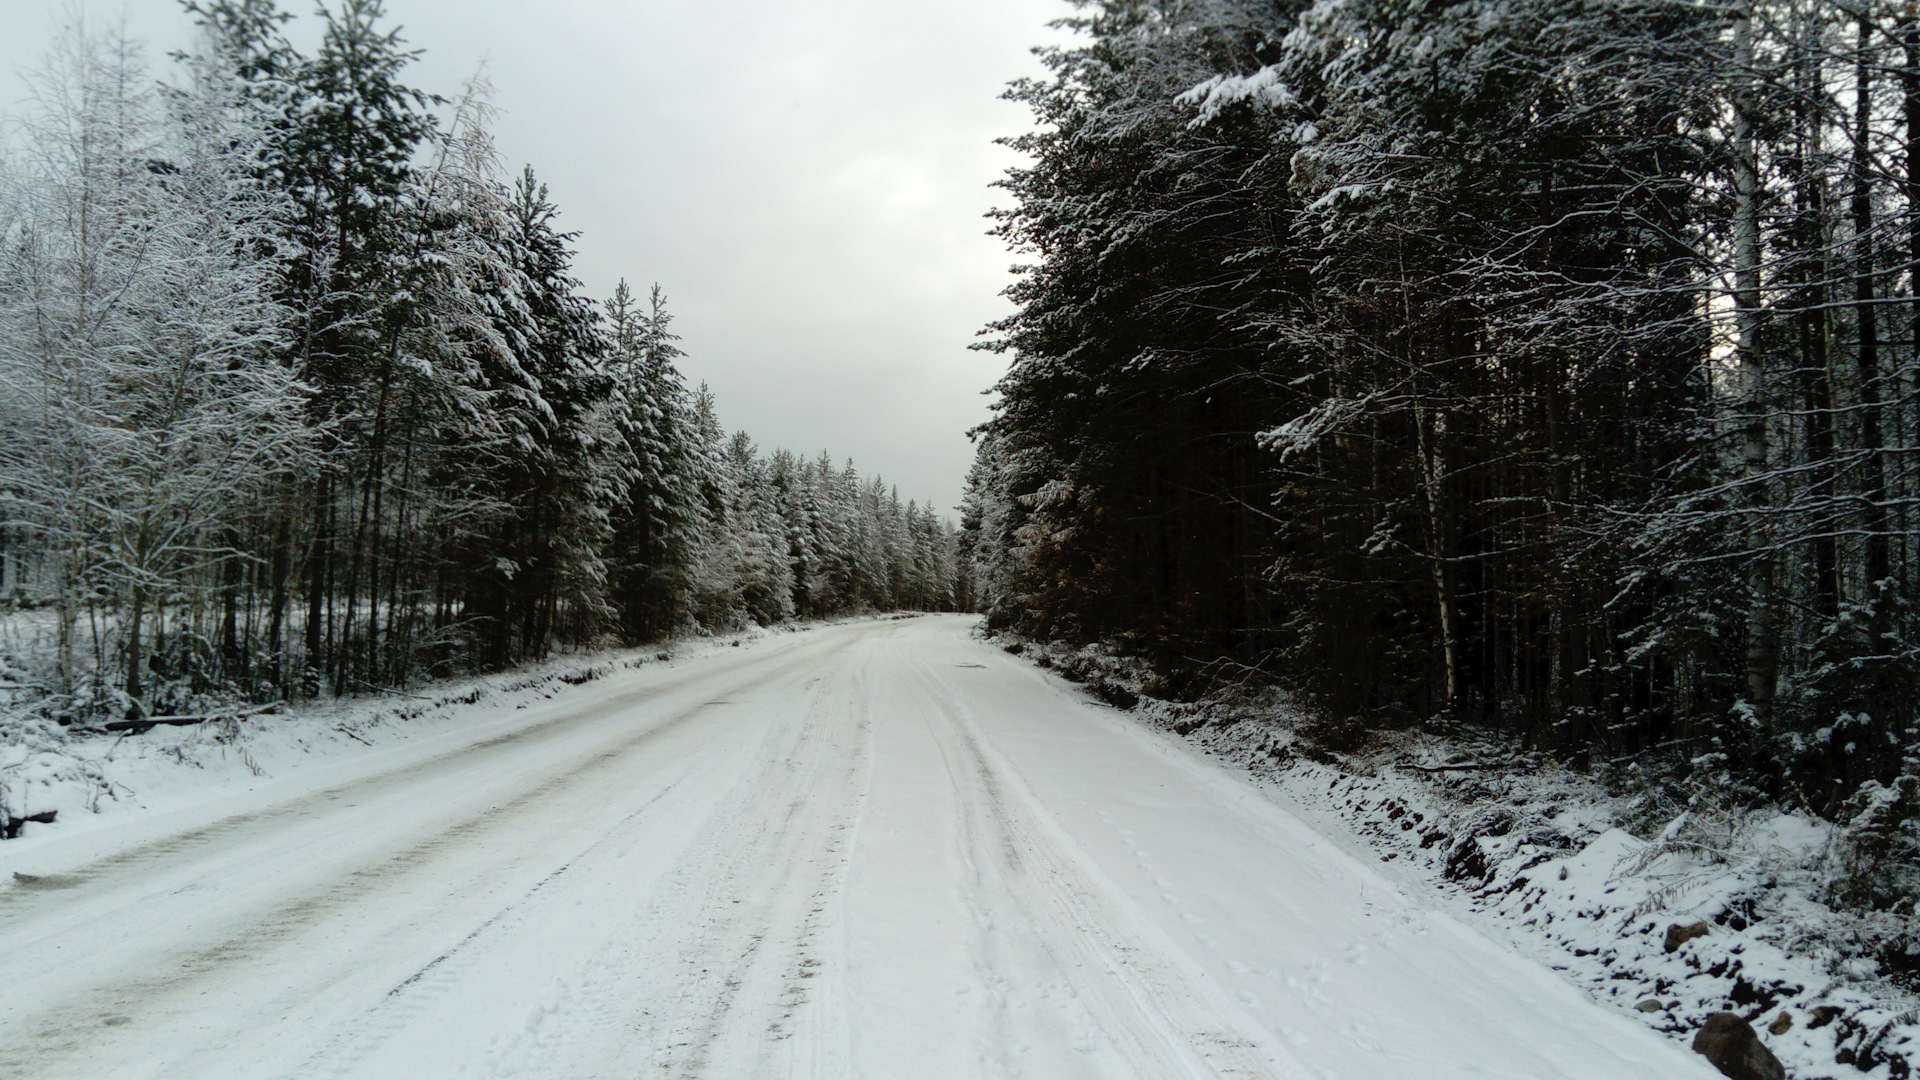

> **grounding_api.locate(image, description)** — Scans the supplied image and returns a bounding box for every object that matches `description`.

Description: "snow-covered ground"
[1066,665,1920,1080]
[0,620,777,844]
[1,615,1725,1079]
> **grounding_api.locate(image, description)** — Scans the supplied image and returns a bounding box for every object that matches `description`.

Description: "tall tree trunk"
[1797,54,1840,620]
[53,545,77,697]
[337,357,396,694]
[1734,6,1778,723]
[220,526,243,678]
[125,581,146,705]
[1855,14,1894,594]
[1903,0,1920,627]
[266,503,291,689]
[304,472,332,685]
[335,467,376,697]
[1415,402,1459,713]
[387,419,418,683]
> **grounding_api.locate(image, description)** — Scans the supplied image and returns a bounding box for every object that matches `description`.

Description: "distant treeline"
[964,1,1918,824]
[0,1,966,721]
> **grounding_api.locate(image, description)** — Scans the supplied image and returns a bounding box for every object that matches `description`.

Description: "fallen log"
[103,702,285,735]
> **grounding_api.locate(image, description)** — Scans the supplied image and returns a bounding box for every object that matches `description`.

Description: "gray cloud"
[0,0,1069,516]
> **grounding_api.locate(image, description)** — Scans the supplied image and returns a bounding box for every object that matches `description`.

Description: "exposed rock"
[1692,1012,1786,1080]
[1636,998,1666,1012]
[1665,920,1712,953]
[1767,1011,1792,1036]
[1808,1005,1845,1028]
[0,809,57,840]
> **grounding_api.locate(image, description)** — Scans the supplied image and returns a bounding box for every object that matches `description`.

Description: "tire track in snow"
[0,633,862,1080]
[905,651,1302,1080]
[637,656,870,1080]
[277,740,732,1080]
[464,635,876,1080]
[0,630,842,944]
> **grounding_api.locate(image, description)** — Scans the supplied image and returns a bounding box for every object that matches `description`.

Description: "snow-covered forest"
[0,1,967,726]
[963,0,1920,966]
[6,0,1920,1075]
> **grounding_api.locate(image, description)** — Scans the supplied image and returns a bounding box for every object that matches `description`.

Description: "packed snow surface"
[0,616,1723,1079]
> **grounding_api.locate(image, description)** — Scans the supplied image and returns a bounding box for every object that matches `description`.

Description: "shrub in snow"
[1833,761,1920,914]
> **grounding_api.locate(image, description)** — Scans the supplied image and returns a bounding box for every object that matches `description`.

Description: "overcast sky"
[0,0,1072,517]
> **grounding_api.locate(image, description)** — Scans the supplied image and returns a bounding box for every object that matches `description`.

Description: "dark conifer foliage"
[0,2,964,722]
[967,0,1918,814]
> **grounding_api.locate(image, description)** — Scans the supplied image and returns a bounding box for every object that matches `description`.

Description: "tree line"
[964,0,1918,827]
[0,0,965,722]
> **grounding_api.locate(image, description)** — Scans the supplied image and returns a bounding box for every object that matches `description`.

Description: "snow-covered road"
[0,616,1720,1079]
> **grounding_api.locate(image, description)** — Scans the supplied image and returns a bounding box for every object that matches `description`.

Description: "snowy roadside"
[0,621,831,850]
[1005,635,1919,1080]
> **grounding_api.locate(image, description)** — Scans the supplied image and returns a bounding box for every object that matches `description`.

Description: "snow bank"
[0,624,801,846]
